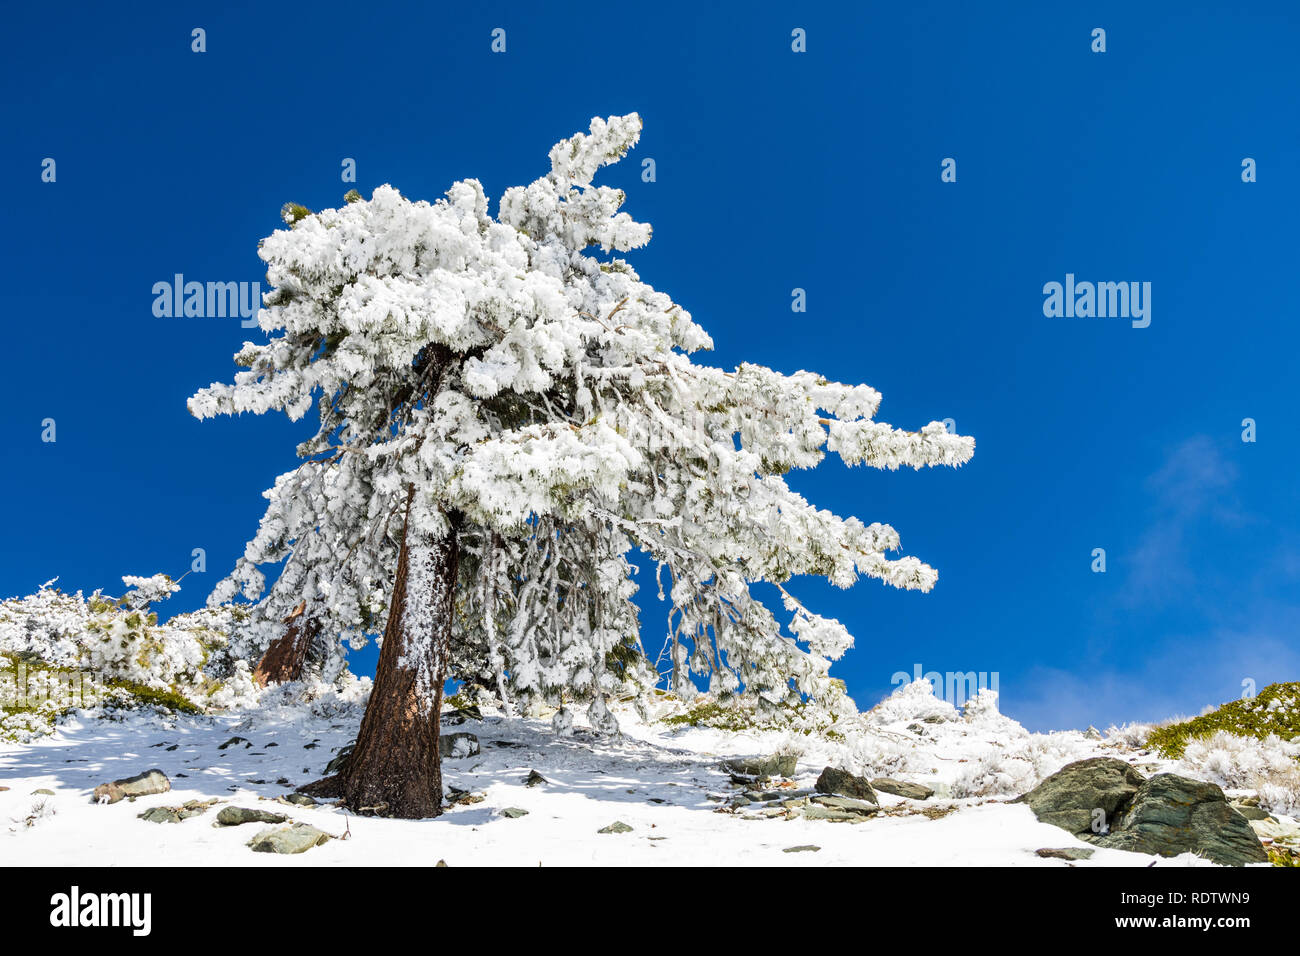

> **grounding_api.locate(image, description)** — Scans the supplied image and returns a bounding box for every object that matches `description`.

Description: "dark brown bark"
[337,493,460,818]
[252,602,319,686]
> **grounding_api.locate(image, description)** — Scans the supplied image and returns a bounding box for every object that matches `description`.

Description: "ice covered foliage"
[0,576,258,720]
[1178,731,1300,817]
[190,114,973,719]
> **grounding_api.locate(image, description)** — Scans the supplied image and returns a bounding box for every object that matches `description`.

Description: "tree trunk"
[253,603,317,686]
[338,496,460,818]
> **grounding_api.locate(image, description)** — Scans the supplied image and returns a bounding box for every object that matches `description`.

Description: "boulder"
[1095,774,1268,867]
[439,732,480,759]
[501,807,529,818]
[1018,760,1269,866]
[814,767,878,804]
[871,778,934,800]
[721,754,797,779]
[93,769,170,805]
[1016,757,1144,839]
[247,823,332,854]
[524,769,547,788]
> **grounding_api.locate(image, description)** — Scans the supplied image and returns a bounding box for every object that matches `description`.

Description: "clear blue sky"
[4,2,1298,731]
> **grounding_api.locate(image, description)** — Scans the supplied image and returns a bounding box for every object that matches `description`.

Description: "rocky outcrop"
[1016,758,1144,840]
[1094,774,1269,866]
[1017,758,1268,866]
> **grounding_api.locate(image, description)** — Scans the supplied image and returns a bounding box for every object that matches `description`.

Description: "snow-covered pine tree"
[190,113,973,818]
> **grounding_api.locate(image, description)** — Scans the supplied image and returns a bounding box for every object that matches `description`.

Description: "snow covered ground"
[0,680,1286,866]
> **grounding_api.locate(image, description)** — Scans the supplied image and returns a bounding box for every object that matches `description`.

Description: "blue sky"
[3,2,1298,731]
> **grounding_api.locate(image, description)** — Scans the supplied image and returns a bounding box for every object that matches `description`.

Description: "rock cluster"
[1017,757,1268,866]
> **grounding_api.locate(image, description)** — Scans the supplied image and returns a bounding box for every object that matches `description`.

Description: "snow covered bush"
[0,576,260,740]
[1178,730,1300,817]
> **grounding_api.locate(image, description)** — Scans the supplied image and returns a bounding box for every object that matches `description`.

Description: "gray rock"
[801,805,863,823]
[1035,846,1095,861]
[139,807,181,824]
[92,769,171,805]
[282,793,317,807]
[871,778,934,801]
[215,806,289,827]
[439,732,480,759]
[524,769,547,787]
[1095,774,1268,867]
[814,767,878,804]
[1016,757,1145,840]
[783,845,821,853]
[598,821,633,834]
[1231,804,1271,821]
[247,822,332,854]
[31,788,55,796]
[1084,726,1103,740]
[218,736,250,750]
[721,754,796,779]
[1019,760,1269,867]
[501,807,529,818]
[810,795,879,816]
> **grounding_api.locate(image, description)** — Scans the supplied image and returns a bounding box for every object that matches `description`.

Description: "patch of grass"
[1146,682,1300,758]
[662,699,763,732]
[104,678,202,715]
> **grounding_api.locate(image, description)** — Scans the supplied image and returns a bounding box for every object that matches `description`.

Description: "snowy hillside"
[3,679,1294,866]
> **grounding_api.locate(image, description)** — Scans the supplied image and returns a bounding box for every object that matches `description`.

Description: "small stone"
[218,736,250,750]
[810,795,879,816]
[139,807,181,824]
[783,845,821,853]
[801,805,863,823]
[870,778,934,801]
[31,788,55,796]
[215,806,289,827]
[501,807,529,818]
[436,859,448,867]
[439,732,480,759]
[247,822,332,854]
[93,769,170,805]
[1036,847,1095,861]
[1084,726,1102,740]
[524,769,547,787]
[282,793,317,807]
[598,821,633,834]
